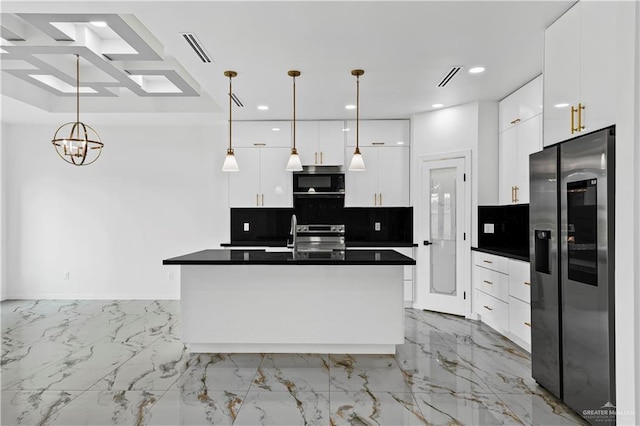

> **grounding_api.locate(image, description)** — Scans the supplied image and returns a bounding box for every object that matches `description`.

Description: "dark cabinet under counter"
[477,204,529,260]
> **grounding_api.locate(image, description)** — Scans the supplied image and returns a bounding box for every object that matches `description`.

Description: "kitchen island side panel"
[180,264,404,354]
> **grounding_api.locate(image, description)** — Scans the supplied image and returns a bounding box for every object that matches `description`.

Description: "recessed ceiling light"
[469,66,485,74]
[342,128,351,132]
[271,127,280,131]
[345,104,357,110]
[257,105,269,111]
[90,21,108,28]
[432,103,444,108]
[554,103,569,108]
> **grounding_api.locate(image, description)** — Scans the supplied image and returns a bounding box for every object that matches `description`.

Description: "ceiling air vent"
[438,66,462,87]
[181,32,212,63]
[231,92,244,107]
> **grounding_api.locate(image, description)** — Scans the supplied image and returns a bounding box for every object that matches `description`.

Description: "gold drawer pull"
[483,305,493,311]
[483,280,493,285]
[510,118,521,125]
[524,322,531,327]
[524,281,531,286]
[253,143,266,147]
[372,142,385,146]
[483,260,493,264]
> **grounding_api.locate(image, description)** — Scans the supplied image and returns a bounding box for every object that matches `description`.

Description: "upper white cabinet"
[498,76,542,132]
[345,146,410,207]
[233,121,291,148]
[345,119,410,147]
[498,77,543,205]
[543,1,617,146]
[296,121,345,166]
[228,147,292,207]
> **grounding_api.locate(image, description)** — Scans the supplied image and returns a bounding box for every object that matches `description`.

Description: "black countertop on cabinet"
[472,246,529,262]
[163,249,416,266]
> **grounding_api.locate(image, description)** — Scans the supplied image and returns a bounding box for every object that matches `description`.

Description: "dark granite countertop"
[472,247,529,262]
[163,249,416,266]
[221,242,417,248]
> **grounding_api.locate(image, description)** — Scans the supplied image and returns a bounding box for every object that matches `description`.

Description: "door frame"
[414,150,472,318]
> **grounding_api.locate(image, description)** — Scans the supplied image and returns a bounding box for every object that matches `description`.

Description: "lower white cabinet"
[475,289,509,335]
[473,252,531,351]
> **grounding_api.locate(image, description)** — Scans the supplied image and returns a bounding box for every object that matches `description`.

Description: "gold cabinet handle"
[256,194,259,206]
[514,186,519,203]
[578,102,585,131]
[372,142,385,146]
[483,260,493,264]
[253,143,266,147]
[571,106,576,133]
[511,186,515,203]
[524,281,531,286]
[524,322,531,327]
[374,193,377,206]
[510,118,521,125]
[261,194,264,206]
[320,151,323,164]
[483,280,493,285]
[379,193,383,206]
[315,152,318,164]
[483,305,493,311]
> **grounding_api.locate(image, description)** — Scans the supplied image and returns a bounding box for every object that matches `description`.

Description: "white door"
[228,148,261,207]
[418,158,468,316]
[377,146,410,207]
[344,146,378,207]
[260,148,293,207]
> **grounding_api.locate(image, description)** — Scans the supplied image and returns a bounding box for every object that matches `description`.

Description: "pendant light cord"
[228,73,232,152]
[356,73,360,152]
[292,74,296,150]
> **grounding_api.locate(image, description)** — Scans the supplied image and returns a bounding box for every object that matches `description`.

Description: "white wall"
[1,124,6,300]
[411,100,498,249]
[3,122,229,299]
[614,2,640,423]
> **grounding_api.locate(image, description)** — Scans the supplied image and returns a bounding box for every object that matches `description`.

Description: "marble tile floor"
[0,299,588,425]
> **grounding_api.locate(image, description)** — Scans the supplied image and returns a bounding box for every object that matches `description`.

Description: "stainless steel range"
[294,224,345,253]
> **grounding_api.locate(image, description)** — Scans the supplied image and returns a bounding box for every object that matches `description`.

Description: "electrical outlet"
[63,271,69,280]
[484,223,495,234]
[374,222,381,231]
[168,272,174,280]
[243,222,250,232]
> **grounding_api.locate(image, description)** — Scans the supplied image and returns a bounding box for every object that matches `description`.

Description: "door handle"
[577,102,585,131]
[423,241,432,246]
[315,152,318,164]
[320,151,323,164]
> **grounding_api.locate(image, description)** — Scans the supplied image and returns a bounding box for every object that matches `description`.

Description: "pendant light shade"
[349,69,365,171]
[51,54,104,166]
[222,70,240,172]
[286,70,303,172]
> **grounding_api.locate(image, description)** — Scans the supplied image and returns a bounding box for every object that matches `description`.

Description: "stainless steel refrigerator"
[530,126,615,425]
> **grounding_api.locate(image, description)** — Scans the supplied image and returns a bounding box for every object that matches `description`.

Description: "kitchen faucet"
[288,214,297,250]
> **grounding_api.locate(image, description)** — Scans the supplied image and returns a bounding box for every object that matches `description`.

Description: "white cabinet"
[498,115,542,204]
[473,252,531,351]
[345,119,410,147]
[543,1,618,146]
[499,75,542,132]
[344,146,410,207]
[498,76,542,205]
[296,121,345,166]
[228,147,292,207]
[233,121,291,148]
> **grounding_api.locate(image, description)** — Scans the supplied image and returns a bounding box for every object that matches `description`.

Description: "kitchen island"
[163,249,415,354]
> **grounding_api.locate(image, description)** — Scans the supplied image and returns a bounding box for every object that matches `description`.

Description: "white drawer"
[508,296,531,346]
[508,259,531,303]
[473,251,508,274]
[473,266,508,302]
[475,289,508,335]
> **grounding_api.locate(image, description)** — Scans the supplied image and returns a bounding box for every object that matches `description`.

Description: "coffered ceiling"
[1,1,574,125]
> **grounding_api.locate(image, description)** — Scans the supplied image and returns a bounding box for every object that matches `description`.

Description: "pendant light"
[349,69,366,171]
[222,70,240,172]
[51,54,104,166]
[285,70,303,172]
